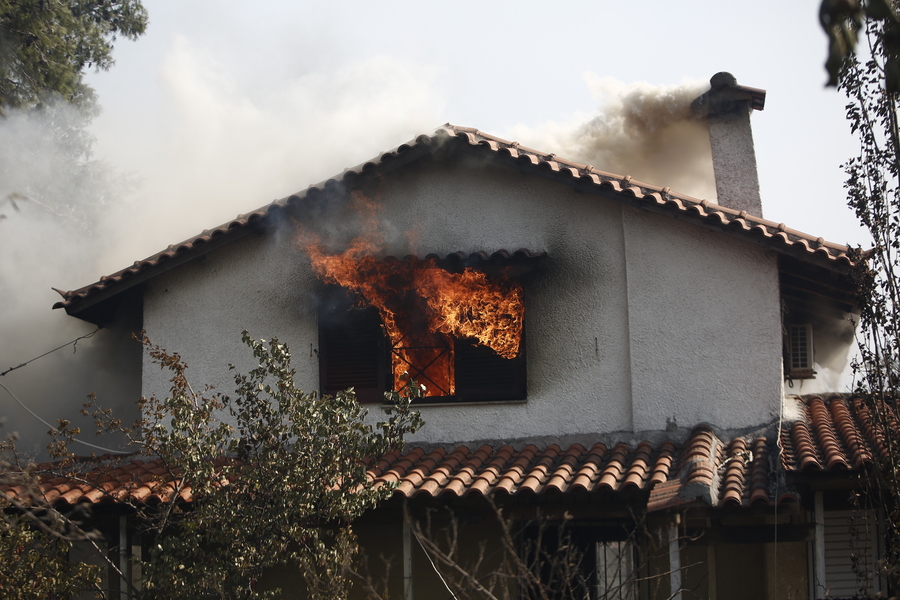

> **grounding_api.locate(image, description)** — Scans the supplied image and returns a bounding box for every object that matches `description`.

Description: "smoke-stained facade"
[128,143,784,445]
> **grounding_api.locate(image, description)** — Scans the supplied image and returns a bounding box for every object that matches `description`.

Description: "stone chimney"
[691,72,767,217]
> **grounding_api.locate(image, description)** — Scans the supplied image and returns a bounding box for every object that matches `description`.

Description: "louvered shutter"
[454,336,526,402]
[318,289,389,404]
[823,510,882,599]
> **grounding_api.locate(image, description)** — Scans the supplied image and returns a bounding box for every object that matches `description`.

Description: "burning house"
[34,73,878,599]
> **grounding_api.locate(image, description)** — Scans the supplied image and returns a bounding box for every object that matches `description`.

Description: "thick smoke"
[99,37,444,265]
[507,75,716,201]
[0,41,443,456]
[0,104,141,457]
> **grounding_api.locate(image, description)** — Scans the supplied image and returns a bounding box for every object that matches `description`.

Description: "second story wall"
[140,155,784,444]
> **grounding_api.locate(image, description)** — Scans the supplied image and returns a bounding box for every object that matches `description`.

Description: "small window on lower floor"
[595,540,635,600]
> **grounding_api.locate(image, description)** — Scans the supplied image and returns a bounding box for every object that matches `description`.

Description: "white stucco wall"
[782,308,859,396]
[141,156,784,444]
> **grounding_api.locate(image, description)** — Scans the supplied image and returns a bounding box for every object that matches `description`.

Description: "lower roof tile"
[9,397,893,514]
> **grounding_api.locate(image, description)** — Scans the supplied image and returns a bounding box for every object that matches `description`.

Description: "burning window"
[299,193,540,403]
[313,252,537,404]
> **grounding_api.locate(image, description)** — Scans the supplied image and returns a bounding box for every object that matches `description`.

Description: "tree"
[2,331,422,599]
[840,2,900,595]
[0,425,103,598]
[90,332,423,599]
[0,0,148,112]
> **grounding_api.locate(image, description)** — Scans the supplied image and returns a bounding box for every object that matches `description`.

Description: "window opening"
[391,334,454,397]
[821,510,883,598]
[314,254,530,403]
[786,323,816,379]
[596,540,634,600]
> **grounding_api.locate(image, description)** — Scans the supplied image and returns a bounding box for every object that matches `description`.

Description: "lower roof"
[9,396,888,516]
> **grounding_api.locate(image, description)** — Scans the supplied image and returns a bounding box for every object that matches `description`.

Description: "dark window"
[318,286,526,404]
[519,521,636,600]
[318,288,389,404]
[454,337,526,402]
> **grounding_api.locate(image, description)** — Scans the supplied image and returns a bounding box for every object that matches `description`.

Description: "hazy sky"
[84,0,865,262]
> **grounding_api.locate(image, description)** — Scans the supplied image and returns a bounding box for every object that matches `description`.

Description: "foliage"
[93,332,422,599]
[0,524,102,599]
[0,0,146,230]
[841,4,900,594]
[820,0,900,89]
[0,0,148,112]
[0,426,103,598]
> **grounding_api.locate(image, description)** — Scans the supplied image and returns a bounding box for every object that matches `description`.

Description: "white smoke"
[99,36,444,267]
[0,104,141,456]
[506,74,716,201]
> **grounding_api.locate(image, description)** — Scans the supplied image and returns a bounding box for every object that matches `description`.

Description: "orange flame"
[300,195,524,397]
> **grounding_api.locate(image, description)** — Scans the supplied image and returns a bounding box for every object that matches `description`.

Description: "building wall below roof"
[140,156,785,441]
[782,301,858,396]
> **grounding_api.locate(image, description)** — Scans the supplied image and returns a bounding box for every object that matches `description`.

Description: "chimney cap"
[692,72,766,116]
[710,71,738,89]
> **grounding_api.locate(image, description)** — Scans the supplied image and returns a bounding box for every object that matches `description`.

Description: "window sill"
[381,398,527,408]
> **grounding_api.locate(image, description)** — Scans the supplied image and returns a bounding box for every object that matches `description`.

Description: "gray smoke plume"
[96,39,444,264]
[0,103,142,457]
[507,75,715,200]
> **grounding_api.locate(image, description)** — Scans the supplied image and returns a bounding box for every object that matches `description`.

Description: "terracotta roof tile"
[17,400,897,513]
[494,444,538,495]
[570,443,607,492]
[780,396,900,475]
[596,443,630,492]
[53,125,854,318]
[646,480,684,512]
[648,441,677,487]
[748,437,771,506]
[0,438,678,508]
[718,438,749,507]
[544,444,585,494]
[809,398,850,470]
[442,444,490,498]
[621,442,653,490]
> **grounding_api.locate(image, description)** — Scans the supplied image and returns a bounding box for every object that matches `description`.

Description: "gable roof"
[53,124,855,323]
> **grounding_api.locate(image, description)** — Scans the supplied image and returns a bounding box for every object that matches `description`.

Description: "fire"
[300,196,524,397]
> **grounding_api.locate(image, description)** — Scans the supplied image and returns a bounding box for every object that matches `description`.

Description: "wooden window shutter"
[454,335,526,402]
[318,289,389,404]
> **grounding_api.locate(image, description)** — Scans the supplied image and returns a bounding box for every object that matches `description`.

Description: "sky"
[0,0,868,451]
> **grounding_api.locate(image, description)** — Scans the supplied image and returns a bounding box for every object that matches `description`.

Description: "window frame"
[317,284,528,405]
